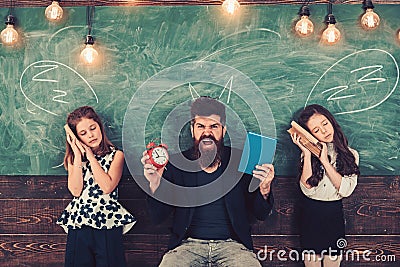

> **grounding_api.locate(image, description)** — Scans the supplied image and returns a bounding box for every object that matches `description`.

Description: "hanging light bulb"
[80,6,99,65]
[360,0,380,30]
[322,15,341,45]
[322,23,341,45]
[295,5,314,37]
[361,9,380,29]
[81,35,98,65]
[321,1,341,45]
[45,1,64,22]
[1,15,18,46]
[222,0,240,15]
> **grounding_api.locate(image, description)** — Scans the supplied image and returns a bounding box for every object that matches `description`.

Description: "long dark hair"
[297,104,360,187]
[63,106,114,169]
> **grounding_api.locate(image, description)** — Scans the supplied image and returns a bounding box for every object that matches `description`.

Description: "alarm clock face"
[151,146,168,166]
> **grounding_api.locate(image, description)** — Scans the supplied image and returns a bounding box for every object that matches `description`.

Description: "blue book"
[238,132,277,175]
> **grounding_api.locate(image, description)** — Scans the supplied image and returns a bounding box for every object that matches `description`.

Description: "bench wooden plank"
[0,175,398,199]
[0,198,398,235]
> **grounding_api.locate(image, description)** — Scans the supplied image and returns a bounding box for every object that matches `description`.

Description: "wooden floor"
[0,175,398,266]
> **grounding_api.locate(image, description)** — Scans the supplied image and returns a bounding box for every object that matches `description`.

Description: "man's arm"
[246,164,275,220]
[141,151,174,224]
[146,184,174,225]
[250,187,274,221]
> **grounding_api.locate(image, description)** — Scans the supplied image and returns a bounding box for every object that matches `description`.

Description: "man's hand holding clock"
[141,142,169,194]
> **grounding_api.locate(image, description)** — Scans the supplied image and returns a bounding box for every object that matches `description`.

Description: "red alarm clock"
[146,142,169,169]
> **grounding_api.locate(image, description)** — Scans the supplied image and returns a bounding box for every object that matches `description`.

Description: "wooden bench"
[0,175,398,266]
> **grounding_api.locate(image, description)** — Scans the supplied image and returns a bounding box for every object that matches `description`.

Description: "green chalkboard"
[0,4,399,175]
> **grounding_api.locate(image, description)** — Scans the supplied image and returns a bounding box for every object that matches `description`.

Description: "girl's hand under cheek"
[290,132,311,157]
[82,143,95,160]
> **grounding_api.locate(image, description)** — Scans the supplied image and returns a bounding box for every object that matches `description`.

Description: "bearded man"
[141,96,275,267]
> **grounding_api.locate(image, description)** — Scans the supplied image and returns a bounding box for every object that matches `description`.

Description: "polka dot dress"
[57,148,136,234]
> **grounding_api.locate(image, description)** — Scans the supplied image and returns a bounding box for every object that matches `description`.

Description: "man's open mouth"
[201,138,215,146]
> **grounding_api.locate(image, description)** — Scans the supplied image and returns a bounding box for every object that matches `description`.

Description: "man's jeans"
[159,238,261,267]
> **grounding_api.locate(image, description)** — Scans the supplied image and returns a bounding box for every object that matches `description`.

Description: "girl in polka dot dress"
[57,106,136,267]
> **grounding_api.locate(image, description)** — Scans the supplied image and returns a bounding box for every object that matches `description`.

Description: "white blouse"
[300,143,359,201]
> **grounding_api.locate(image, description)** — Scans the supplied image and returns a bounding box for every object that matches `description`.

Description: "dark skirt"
[299,195,345,256]
[64,226,126,267]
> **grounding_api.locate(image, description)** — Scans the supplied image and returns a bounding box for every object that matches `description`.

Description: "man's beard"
[192,134,224,169]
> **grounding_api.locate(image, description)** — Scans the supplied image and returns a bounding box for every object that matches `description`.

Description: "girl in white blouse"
[290,104,359,267]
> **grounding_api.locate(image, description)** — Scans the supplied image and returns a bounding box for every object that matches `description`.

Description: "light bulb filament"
[327,30,335,43]
[300,20,308,35]
[5,30,14,43]
[51,8,59,19]
[367,15,374,27]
